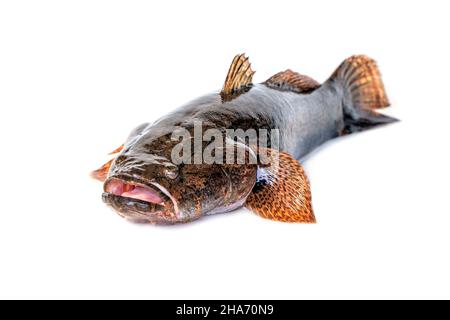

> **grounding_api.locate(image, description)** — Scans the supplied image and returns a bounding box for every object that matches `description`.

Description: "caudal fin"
[329,55,398,134]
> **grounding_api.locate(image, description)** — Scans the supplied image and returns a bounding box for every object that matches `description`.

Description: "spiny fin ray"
[221,53,255,102]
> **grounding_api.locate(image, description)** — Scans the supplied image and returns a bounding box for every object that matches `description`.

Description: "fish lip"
[150,182,181,218]
[102,192,167,222]
[102,174,180,223]
[103,174,157,192]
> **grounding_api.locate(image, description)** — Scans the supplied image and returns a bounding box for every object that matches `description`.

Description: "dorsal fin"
[264,69,320,94]
[221,53,255,102]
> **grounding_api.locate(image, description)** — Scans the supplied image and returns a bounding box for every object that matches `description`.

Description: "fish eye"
[165,166,178,180]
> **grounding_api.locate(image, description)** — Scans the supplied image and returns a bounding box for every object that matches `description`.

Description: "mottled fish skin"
[153,82,343,160]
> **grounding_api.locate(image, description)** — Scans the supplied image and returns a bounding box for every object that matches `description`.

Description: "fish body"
[153,82,341,159]
[92,54,397,224]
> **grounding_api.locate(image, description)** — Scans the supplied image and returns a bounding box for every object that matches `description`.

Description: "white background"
[1,0,449,299]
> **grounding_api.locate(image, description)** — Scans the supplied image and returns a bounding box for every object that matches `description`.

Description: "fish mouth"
[102,175,180,224]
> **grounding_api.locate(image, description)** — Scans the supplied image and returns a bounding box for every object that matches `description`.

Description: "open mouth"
[102,177,178,223]
[105,179,165,205]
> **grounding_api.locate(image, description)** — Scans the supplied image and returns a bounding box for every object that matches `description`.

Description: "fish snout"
[102,176,182,224]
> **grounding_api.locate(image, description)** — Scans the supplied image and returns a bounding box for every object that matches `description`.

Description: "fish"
[91,54,397,224]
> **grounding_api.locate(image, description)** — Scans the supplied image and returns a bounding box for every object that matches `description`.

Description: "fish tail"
[328,55,398,134]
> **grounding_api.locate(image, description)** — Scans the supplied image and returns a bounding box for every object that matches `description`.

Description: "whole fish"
[92,54,397,224]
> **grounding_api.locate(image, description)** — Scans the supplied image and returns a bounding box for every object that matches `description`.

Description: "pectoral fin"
[91,158,113,182]
[91,145,124,182]
[108,144,124,155]
[245,149,315,223]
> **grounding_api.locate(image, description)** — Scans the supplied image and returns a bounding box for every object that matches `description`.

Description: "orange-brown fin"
[91,145,123,182]
[327,55,398,134]
[264,69,320,94]
[245,149,315,223]
[331,55,390,110]
[221,53,255,102]
[108,144,124,155]
[90,158,113,182]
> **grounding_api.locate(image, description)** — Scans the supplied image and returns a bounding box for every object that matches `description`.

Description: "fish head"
[101,126,258,224]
